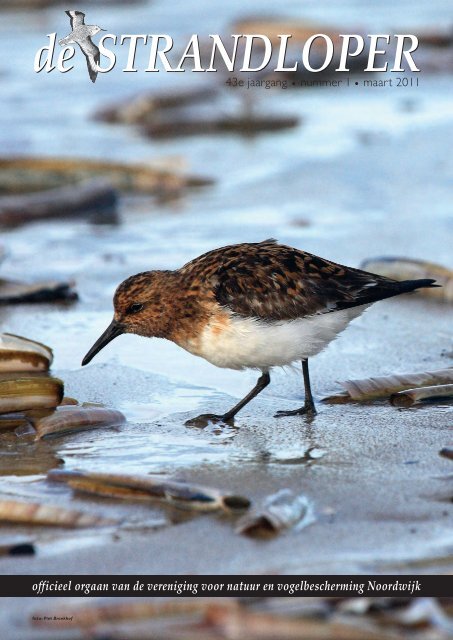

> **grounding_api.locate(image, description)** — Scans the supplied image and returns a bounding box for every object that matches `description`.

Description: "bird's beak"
[81,320,124,366]
[100,28,107,31]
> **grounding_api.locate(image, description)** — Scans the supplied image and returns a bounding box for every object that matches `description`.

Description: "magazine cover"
[0,0,452,637]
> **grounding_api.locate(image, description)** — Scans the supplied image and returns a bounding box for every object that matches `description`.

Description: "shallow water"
[0,0,452,585]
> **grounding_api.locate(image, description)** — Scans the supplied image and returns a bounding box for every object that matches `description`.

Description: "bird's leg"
[275,359,317,417]
[186,372,271,427]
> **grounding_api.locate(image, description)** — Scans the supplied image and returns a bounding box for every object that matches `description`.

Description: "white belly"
[191,306,368,370]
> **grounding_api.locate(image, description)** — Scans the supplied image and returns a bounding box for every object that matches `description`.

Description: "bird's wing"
[77,37,100,83]
[65,10,85,30]
[180,239,402,321]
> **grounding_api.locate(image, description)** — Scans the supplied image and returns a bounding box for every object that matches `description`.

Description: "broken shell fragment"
[439,447,453,461]
[145,114,299,139]
[0,333,53,372]
[0,179,118,227]
[0,499,114,527]
[94,86,218,125]
[0,279,78,304]
[0,156,213,197]
[32,406,126,440]
[0,376,63,414]
[322,368,453,403]
[390,384,453,407]
[236,489,314,537]
[361,257,453,302]
[0,413,31,432]
[60,397,79,406]
[0,538,35,556]
[48,470,251,513]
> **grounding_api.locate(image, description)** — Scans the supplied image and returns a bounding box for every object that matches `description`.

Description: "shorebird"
[82,240,438,424]
[59,10,105,83]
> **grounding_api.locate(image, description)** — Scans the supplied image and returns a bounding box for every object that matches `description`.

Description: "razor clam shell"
[361,257,453,302]
[323,368,453,402]
[236,489,313,537]
[48,470,251,512]
[0,376,63,414]
[0,413,31,431]
[0,279,78,304]
[0,156,213,195]
[94,87,218,125]
[0,333,53,371]
[204,604,400,640]
[390,384,453,407]
[0,499,114,527]
[32,406,126,440]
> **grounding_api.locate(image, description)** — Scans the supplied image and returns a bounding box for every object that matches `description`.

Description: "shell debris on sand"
[0,376,63,414]
[323,367,453,403]
[361,257,453,302]
[94,86,219,125]
[0,333,53,372]
[0,413,32,431]
[0,156,213,196]
[0,499,115,527]
[390,384,453,407]
[31,406,126,440]
[47,469,251,513]
[439,447,453,461]
[0,538,35,556]
[145,114,300,139]
[0,335,128,439]
[236,489,314,537]
[0,278,78,304]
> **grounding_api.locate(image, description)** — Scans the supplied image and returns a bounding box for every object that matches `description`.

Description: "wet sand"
[0,0,452,636]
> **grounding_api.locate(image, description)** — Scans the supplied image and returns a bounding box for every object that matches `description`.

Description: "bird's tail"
[59,36,72,46]
[396,278,440,293]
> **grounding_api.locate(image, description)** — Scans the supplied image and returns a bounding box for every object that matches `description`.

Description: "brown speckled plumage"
[179,238,415,321]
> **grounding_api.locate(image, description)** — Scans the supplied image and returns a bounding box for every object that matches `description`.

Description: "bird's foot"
[274,405,317,418]
[185,413,234,428]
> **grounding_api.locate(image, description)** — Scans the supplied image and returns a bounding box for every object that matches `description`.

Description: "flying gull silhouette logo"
[59,10,106,83]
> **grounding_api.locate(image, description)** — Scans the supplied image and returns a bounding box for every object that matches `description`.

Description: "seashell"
[48,470,251,513]
[0,499,114,527]
[361,257,453,302]
[322,368,453,403]
[204,603,397,640]
[0,376,63,414]
[236,489,314,537]
[0,156,213,197]
[32,406,126,440]
[14,422,36,437]
[0,539,35,556]
[0,333,53,372]
[439,447,453,461]
[0,413,31,432]
[60,397,79,406]
[94,87,218,125]
[145,114,299,139]
[390,384,453,407]
[0,279,78,304]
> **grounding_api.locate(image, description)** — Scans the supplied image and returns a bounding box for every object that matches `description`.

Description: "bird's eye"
[126,302,144,314]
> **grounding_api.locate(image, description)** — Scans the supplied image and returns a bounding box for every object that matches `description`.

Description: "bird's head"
[90,25,106,36]
[82,271,175,366]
